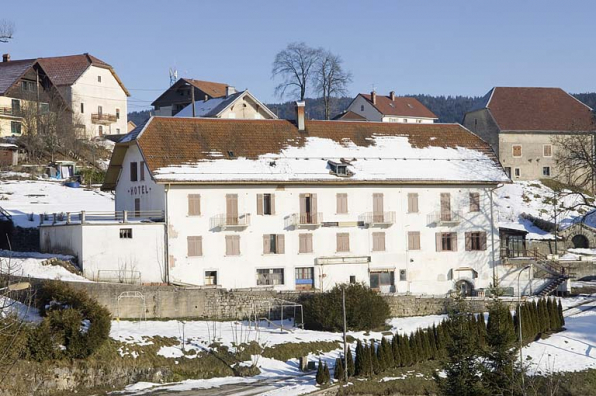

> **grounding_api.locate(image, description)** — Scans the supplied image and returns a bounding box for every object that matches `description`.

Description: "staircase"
[532,253,571,297]
[0,205,12,221]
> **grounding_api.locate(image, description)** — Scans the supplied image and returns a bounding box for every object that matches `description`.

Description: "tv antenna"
[169,68,178,86]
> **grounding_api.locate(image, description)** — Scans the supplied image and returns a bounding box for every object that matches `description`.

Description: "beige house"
[463,87,595,181]
[344,91,438,123]
[174,88,277,119]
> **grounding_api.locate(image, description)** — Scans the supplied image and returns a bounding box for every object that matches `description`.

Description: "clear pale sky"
[2,1,594,110]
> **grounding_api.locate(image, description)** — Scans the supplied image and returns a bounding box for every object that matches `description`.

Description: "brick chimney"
[370,90,376,105]
[2,54,9,63]
[295,101,305,131]
[390,91,395,101]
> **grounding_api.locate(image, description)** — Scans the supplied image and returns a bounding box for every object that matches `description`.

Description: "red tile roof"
[361,94,437,119]
[484,87,595,132]
[182,78,228,98]
[332,110,367,121]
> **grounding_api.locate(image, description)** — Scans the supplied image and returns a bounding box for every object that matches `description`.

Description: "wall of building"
[498,132,558,181]
[462,109,501,155]
[381,116,434,124]
[40,224,83,259]
[346,96,382,122]
[219,95,274,119]
[165,183,499,294]
[70,65,128,138]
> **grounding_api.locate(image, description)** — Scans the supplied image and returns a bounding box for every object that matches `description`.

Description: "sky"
[1,1,594,111]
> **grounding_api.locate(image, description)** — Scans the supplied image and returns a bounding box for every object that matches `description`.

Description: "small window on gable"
[116,108,120,119]
[360,105,364,111]
[80,103,84,114]
[514,168,521,178]
[512,145,522,157]
[98,75,102,83]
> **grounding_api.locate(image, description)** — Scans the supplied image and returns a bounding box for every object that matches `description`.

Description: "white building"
[343,91,438,123]
[175,88,277,120]
[41,103,512,294]
[37,53,130,138]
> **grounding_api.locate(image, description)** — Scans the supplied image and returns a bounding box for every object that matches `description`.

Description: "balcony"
[0,107,21,118]
[287,212,323,228]
[359,211,396,227]
[91,113,118,125]
[427,210,462,227]
[210,214,251,230]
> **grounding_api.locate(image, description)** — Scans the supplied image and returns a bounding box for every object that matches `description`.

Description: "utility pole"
[190,85,196,118]
[342,286,348,383]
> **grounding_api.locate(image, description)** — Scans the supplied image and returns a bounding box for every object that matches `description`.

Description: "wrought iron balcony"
[287,212,323,228]
[359,211,396,227]
[91,113,118,124]
[427,210,462,226]
[210,213,251,230]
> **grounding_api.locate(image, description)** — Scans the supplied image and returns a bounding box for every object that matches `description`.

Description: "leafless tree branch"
[313,50,352,120]
[0,20,15,43]
[272,42,323,101]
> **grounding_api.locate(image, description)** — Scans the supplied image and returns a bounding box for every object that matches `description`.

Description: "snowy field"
[0,250,88,282]
[0,179,114,227]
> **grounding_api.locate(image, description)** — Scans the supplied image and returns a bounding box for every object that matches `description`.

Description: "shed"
[0,143,18,166]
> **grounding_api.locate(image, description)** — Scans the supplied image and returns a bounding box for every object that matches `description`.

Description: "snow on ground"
[0,250,88,282]
[0,296,41,323]
[0,179,114,228]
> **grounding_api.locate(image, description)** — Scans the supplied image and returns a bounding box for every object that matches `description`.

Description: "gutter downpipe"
[489,183,504,288]
[164,183,171,284]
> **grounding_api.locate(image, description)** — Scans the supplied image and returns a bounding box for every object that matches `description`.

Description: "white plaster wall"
[115,143,165,213]
[219,95,275,119]
[382,116,435,124]
[346,96,382,121]
[70,65,128,138]
[40,224,83,259]
[165,183,498,293]
[499,133,558,181]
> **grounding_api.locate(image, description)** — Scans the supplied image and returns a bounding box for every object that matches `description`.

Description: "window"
[257,268,284,285]
[257,193,274,215]
[372,232,386,251]
[80,103,84,113]
[116,128,120,134]
[11,99,20,115]
[349,275,356,284]
[543,144,552,157]
[436,232,457,252]
[407,193,419,213]
[295,267,314,290]
[187,236,203,256]
[130,162,138,182]
[140,161,145,181]
[469,192,480,212]
[98,105,103,115]
[188,194,201,216]
[440,193,451,221]
[299,193,318,224]
[465,232,487,251]
[263,234,285,254]
[299,233,313,253]
[504,167,512,178]
[360,105,364,111]
[119,228,132,239]
[21,80,36,91]
[98,75,102,83]
[336,193,348,214]
[205,271,217,285]
[40,103,49,114]
[370,271,394,289]
[514,168,521,178]
[226,194,239,225]
[512,145,522,157]
[225,235,241,256]
[408,231,421,250]
[543,167,551,177]
[116,108,120,119]
[134,198,140,216]
[337,233,350,252]
[10,121,21,134]
[399,269,407,282]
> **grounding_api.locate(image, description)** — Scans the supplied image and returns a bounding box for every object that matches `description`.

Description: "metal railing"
[95,270,142,284]
[0,107,21,117]
[359,211,396,226]
[427,210,462,226]
[287,212,323,228]
[210,213,251,229]
[91,113,118,124]
[40,210,165,225]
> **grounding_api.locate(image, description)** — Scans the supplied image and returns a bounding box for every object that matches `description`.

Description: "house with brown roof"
[152,78,230,117]
[344,91,438,123]
[463,87,596,181]
[38,102,529,296]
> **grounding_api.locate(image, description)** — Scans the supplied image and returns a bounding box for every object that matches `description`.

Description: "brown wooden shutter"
[271,194,276,215]
[187,236,202,256]
[299,234,306,253]
[337,233,349,252]
[544,145,552,157]
[311,194,318,222]
[513,145,522,157]
[480,232,487,250]
[263,234,270,254]
[469,193,480,212]
[233,236,240,255]
[257,194,264,215]
[436,233,442,252]
[140,161,145,181]
[465,232,472,251]
[188,194,201,216]
[373,193,384,222]
[299,194,306,218]
[226,194,238,224]
[451,233,458,252]
[336,193,348,214]
[277,234,285,254]
[440,193,451,221]
[408,231,420,250]
[226,235,233,255]
[408,193,419,213]
[306,233,313,253]
[373,232,385,251]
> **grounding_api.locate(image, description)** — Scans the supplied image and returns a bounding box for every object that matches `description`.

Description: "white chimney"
[226,86,236,97]
[295,101,305,131]
[390,91,395,101]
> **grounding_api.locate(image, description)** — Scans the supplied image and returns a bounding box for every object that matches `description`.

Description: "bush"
[29,281,111,360]
[300,283,390,332]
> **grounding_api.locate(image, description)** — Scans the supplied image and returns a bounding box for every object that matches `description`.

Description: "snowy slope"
[0,250,89,282]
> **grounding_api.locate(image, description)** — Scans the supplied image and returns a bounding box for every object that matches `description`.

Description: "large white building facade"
[42,106,511,294]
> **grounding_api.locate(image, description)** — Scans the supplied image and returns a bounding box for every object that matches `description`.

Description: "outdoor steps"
[536,275,569,297]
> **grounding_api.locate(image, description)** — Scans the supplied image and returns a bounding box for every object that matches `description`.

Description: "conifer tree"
[354,340,364,377]
[400,334,412,366]
[316,359,325,385]
[477,313,487,347]
[422,329,432,360]
[346,346,355,377]
[371,341,381,375]
[392,334,401,367]
[364,342,373,377]
[547,298,556,331]
[323,362,331,384]
[334,357,344,381]
[558,299,565,328]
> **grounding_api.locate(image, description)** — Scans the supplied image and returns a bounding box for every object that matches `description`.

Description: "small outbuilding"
[0,143,18,166]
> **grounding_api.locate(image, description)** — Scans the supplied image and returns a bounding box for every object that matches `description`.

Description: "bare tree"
[0,20,14,43]
[313,50,352,120]
[552,133,596,190]
[272,42,322,101]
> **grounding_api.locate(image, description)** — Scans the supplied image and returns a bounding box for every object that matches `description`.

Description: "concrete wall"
[499,132,558,181]
[40,224,83,259]
[462,109,501,155]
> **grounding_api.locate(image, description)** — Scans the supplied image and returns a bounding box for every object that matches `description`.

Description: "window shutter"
[311,194,318,221]
[337,233,349,252]
[226,236,233,256]
[408,193,419,213]
[451,233,458,252]
[277,234,285,254]
[226,194,238,224]
[263,234,270,254]
[299,234,306,253]
[373,193,384,213]
[440,193,451,221]
[372,232,385,251]
[337,193,348,214]
[480,232,487,250]
[465,232,472,251]
[187,236,202,257]
[188,194,201,216]
[299,194,307,216]
[257,194,263,215]
[233,236,240,255]
[544,145,552,157]
[306,233,313,253]
[408,231,420,250]
[140,161,145,181]
[271,194,276,215]
[436,233,442,252]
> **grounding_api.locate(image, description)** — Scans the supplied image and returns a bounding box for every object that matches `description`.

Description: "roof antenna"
[169,68,178,86]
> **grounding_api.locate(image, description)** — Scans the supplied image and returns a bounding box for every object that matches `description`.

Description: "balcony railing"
[210,213,251,230]
[91,113,118,124]
[359,211,396,227]
[427,210,462,226]
[287,212,323,228]
[39,210,165,225]
[0,107,21,117]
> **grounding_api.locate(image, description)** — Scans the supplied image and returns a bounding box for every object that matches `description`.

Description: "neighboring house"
[175,89,277,119]
[345,91,438,123]
[332,110,367,121]
[152,78,229,117]
[41,103,511,296]
[127,120,137,133]
[463,87,596,181]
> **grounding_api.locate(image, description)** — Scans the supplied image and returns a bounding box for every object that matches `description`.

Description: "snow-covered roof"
[104,117,508,188]
[174,90,278,119]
